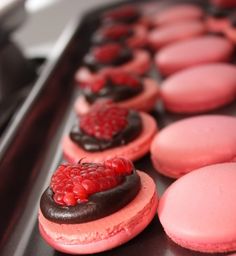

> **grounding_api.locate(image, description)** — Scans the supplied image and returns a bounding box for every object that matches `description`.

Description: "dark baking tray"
[1,0,236,255]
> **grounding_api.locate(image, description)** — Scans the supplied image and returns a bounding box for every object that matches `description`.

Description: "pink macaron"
[206,16,230,33]
[75,49,151,85]
[75,76,160,115]
[158,162,236,253]
[63,103,157,163]
[205,5,230,33]
[152,4,204,27]
[148,20,206,50]
[225,15,236,43]
[92,23,148,49]
[155,35,234,76]
[151,115,236,178]
[161,63,236,113]
[39,158,158,254]
[101,4,151,28]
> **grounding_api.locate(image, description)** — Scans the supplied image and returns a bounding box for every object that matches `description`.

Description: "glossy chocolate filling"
[83,48,133,72]
[70,111,142,152]
[40,170,141,224]
[83,78,143,104]
[92,28,133,45]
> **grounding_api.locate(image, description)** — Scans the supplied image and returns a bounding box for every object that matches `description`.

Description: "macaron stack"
[39,1,236,255]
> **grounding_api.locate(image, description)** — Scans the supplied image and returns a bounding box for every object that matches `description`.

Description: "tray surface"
[1,0,236,255]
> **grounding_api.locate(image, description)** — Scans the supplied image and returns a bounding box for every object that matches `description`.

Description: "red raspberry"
[80,102,129,140]
[93,43,122,64]
[50,158,134,206]
[108,71,140,88]
[102,24,130,40]
[104,157,134,175]
[82,76,106,93]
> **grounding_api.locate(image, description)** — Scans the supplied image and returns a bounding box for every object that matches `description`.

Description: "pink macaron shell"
[225,26,236,44]
[75,78,160,115]
[161,63,236,113]
[155,35,234,76]
[205,16,230,33]
[75,50,150,85]
[63,112,158,163]
[152,4,204,27]
[120,50,150,76]
[158,162,236,253]
[127,25,148,49]
[39,171,158,254]
[151,115,236,178]
[148,20,206,50]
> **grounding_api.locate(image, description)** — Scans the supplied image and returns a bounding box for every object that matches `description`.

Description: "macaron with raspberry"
[148,20,206,50]
[151,4,204,27]
[75,43,151,84]
[39,157,158,254]
[63,102,157,163]
[101,4,151,28]
[76,70,160,114]
[92,23,148,49]
[155,35,233,76]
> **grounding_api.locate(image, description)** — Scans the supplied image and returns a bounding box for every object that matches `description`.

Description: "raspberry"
[80,102,129,140]
[82,76,106,93]
[102,24,130,40]
[108,71,140,88]
[104,157,134,175]
[83,71,140,93]
[93,43,122,64]
[50,157,134,206]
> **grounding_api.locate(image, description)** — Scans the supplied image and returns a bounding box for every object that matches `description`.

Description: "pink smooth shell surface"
[149,20,206,50]
[158,162,236,253]
[151,115,236,178]
[161,63,236,113]
[152,4,204,26]
[155,35,233,76]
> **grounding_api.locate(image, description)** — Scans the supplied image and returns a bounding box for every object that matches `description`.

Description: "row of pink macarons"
[74,4,236,115]
[72,3,236,254]
[41,2,236,254]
